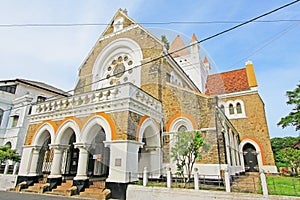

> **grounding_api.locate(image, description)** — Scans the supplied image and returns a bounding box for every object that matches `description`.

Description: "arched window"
[220,105,225,113]
[236,102,242,114]
[0,109,3,126]
[178,125,187,133]
[229,104,235,115]
[5,142,11,149]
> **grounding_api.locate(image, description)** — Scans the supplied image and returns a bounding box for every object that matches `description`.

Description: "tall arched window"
[178,125,187,133]
[229,104,235,115]
[236,102,242,114]
[0,109,3,126]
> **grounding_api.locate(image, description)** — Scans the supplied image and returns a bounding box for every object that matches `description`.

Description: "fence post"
[13,162,19,175]
[260,169,268,197]
[167,168,172,188]
[224,167,231,192]
[4,161,9,174]
[143,167,148,187]
[194,168,199,190]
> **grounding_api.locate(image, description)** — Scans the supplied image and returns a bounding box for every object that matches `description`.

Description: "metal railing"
[131,172,225,191]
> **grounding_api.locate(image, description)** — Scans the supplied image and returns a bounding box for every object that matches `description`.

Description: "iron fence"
[267,175,300,197]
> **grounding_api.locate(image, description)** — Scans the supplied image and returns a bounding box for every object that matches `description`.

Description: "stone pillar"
[48,144,69,178]
[4,161,9,174]
[224,167,231,192]
[28,146,41,176]
[167,168,172,188]
[13,162,19,175]
[105,140,143,183]
[260,169,268,197]
[143,167,148,186]
[74,143,90,181]
[194,168,199,190]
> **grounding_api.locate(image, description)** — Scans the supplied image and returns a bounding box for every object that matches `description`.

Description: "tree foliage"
[171,131,209,187]
[161,35,170,50]
[0,145,20,164]
[277,148,300,175]
[277,82,300,131]
[271,136,299,153]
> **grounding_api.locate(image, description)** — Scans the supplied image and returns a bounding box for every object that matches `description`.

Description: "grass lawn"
[266,175,300,197]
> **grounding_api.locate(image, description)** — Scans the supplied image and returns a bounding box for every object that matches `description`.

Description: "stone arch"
[81,115,113,177]
[92,38,143,90]
[167,114,197,132]
[137,117,160,147]
[55,119,81,145]
[81,115,113,144]
[137,117,161,177]
[240,138,264,171]
[32,123,55,146]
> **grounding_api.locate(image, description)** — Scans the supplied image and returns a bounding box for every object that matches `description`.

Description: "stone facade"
[17,9,276,194]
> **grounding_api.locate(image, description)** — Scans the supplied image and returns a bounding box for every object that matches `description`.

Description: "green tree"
[277,82,300,131]
[161,35,169,50]
[277,147,300,176]
[271,136,299,153]
[171,131,209,187]
[0,145,20,164]
[271,136,299,169]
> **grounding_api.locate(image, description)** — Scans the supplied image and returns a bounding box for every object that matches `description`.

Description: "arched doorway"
[243,143,259,172]
[87,127,110,178]
[37,135,52,175]
[63,133,79,177]
[138,119,161,178]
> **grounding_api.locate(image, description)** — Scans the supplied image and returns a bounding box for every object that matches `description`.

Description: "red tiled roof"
[205,68,250,95]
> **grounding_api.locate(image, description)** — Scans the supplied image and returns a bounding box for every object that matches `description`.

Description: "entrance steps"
[45,180,77,196]
[80,181,111,199]
[21,177,50,194]
[231,172,260,193]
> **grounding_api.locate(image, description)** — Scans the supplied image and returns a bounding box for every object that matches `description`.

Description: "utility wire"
[230,21,300,69]
[2,0,299,113]
[0,19,300,28]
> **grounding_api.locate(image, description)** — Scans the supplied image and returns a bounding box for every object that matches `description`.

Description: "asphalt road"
[0,191,92,200]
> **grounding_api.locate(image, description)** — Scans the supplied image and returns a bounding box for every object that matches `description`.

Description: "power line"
[2,0,299,113]
[230,21,300,68]
[0,19,299,28]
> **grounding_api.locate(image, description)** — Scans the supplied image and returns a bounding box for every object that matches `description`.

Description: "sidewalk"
[126,185,299,200]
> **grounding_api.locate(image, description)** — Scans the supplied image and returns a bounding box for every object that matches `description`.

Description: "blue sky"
[0,1,299,138]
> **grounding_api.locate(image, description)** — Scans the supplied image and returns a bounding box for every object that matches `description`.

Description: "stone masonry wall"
[221,93,275,166]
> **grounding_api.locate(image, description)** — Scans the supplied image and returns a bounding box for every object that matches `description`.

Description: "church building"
[16,9,276,196]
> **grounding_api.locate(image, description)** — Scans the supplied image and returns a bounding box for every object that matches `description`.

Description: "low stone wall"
[0,174,17,191]
[126,185,297,200]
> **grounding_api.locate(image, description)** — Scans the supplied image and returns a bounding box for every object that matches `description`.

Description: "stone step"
[80,192,107,199]
[84,188,104,193]
[22,183,50,194]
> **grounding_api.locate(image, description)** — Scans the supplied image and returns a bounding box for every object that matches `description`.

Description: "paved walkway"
[0,191,92,200]
[127,185,300,200]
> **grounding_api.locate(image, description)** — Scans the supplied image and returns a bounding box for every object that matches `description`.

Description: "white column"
[28,146,41,176]
[260,169,268,197]
[194,168,199,190]
[74,143,90,180]
[18,146,35,176]
[4,161,9,174]
[224,167,231,192]
[143,167,148,187]
[167,168,172,188]
[105,140,143,183]
[13,162,19,175]
[48,144,69,178]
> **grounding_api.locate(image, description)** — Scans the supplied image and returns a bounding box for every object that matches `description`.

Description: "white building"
[0,79,68,173]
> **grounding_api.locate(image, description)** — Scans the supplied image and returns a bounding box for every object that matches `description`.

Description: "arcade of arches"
[17,114,161,190]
